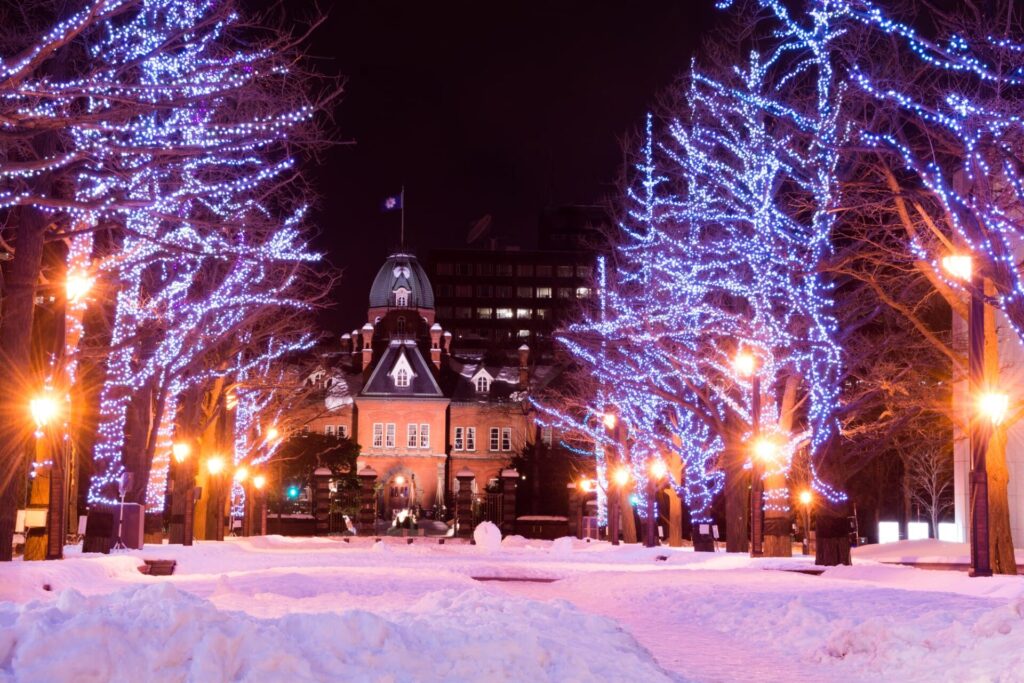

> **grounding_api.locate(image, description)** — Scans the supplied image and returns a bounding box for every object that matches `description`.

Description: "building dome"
[368,252,435,309]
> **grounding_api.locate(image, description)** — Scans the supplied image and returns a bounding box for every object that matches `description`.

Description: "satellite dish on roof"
[466,214,492,244]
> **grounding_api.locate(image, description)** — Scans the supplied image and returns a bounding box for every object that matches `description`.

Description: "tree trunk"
[667,488,683,547]
[0,204,50,561]
[619,483,638,543]
[763,376,798,557]
[987,427,1017,574]
[723,436,749,553]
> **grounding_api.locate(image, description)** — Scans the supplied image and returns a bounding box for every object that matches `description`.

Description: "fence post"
[456,468,475,537]
[500,468,518,536]
[357,465,378,534]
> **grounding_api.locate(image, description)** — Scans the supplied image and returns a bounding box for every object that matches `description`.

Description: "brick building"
[302,251,557,521]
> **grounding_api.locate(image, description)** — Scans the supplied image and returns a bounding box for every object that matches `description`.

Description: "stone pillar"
[357,465,378,534]
[313,467,331,535]
[500,468,519,535]
[360,323,374,371]
[455,468,475,537]
[567,483,580,538]
[443,330,452,353]
[430,323,443,370]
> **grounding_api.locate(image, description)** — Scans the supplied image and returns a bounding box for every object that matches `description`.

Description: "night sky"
[305,1,717,330]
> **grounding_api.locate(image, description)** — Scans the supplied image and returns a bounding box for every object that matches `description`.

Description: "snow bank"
[0,583,673,683]
[472,522,502,551]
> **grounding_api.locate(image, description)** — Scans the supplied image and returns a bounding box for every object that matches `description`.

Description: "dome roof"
[368,252,435,309]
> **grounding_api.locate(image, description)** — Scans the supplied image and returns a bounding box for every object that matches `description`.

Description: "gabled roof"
[361,340,444,398]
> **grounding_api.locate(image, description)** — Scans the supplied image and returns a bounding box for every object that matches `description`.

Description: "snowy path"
[2,537,1024,682]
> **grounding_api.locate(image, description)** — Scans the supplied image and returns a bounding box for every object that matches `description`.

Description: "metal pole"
[968,278,992,577]
[750,374,764,557]
[802,505,811,556]
[605,407,619,546]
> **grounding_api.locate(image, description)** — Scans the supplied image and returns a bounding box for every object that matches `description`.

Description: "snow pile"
[550,536,577,557]
[473,521,502,551]
[0,583,673,682]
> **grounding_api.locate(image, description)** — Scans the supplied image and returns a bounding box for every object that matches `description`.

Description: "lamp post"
[646,459,667,548]
[735,350,763,557]
[942,254,999,577]
[233,465,249,537]
[206,456,226,541]
[603,408,620,546]
[31,391,66,560]
[799,490,813,556]
[252,474,267,536]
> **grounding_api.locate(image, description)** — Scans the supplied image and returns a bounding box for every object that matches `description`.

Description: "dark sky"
[305,1,717,329]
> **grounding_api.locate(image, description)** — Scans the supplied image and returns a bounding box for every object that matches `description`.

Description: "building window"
[373,423,383,448]
[454,427,464,451]
[396,316,406,336]
[302,425,310,433]
[455,307,473,319]
[496,264,514,277]
[395,367,410,387]
[325,425,335,436]
[536,287,552,299]
[536,265,552,277]
[476,376,490,393]
[489,427,500,452]
[575,287,592,299]
[437,262,453,275]
[556,265,574,277]
[437,305,453,318]
[476,307,493,319]
[541,425,553,446]
[516,264,534,277]
[407,423,418,448]
[438,284,454,297]
[517,329,531,339]
[501,427,512,451]
[456,263,472,276]
[476,284,493,297]
[339,424,348,438]
[455,284,473,298]
[576,265,593,278]
[466,427,476,451]
[536,308,550,320]
[395,289,409,307]
[516,286,533,298]
[496,308,513,319]
[556,287,573,299]
[475,263,494,276]
[420,424,430,449]
[495,285,513,298]
[385,423,396,448]
[516,308,532,319]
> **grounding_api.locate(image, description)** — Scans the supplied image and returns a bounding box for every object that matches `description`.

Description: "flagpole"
[400,185,405,249]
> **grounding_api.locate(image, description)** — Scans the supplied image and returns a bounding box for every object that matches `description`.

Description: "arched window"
[395,368,410,388]
[475,376,489,393]
[397,316,406,336]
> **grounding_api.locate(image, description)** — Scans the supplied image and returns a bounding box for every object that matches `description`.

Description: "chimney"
[341,333,351,358]
[430,323,443,370]
[360,323,374,370]
[518,344,530,390]
[350,329,359,354]
[443,330,453,354]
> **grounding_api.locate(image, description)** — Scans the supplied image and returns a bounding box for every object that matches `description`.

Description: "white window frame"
[454,427,464,451]
[407,423,418,448]
[466,427,476,451]
[489,427,500,452]
[419,423,430,449]
[373,423,383,448]
[339,424,348,439]
[541,425,553,446]
[385,423,396,448]
[476,376,489,393]
[395,367,410,388]
[501,427,512,451]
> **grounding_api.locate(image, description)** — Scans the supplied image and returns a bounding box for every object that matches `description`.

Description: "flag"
[382,193,403,211]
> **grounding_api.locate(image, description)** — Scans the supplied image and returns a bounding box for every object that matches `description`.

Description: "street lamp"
[265,426,280,443]
[30,390,65,561]
[603,406,621,546]
[645,460,668,547]
[207,456,226,475]
[799,490,813,555]
[65,273,94,304]
[172,442,191,463]
[233,466,249,484]
[735,349,764,557]
[612,466,631,487]
[943,252,995,577]
[169,441,195,546]
[253,474,267,490]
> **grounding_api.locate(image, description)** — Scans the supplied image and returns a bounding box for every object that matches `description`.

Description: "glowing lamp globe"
[30,394,59,428]
[612,467,631,487]
[799,490,813,506]
[650,460,668,479]
[733,351,756,377]
[753,438,778,462]
[253,475,267,490]
[233,466,249,483]
[66,273,94,304]
[207,456,226,475]
[394,475,405,486]
[265,426,280,442]
[602,412,617,430]
[941,254,973,282]
[172,442,191,463]
[977,392,1010,426]
[579,478,594,493]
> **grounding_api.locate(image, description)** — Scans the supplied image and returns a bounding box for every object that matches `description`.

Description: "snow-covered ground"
[2,535,1023,682]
